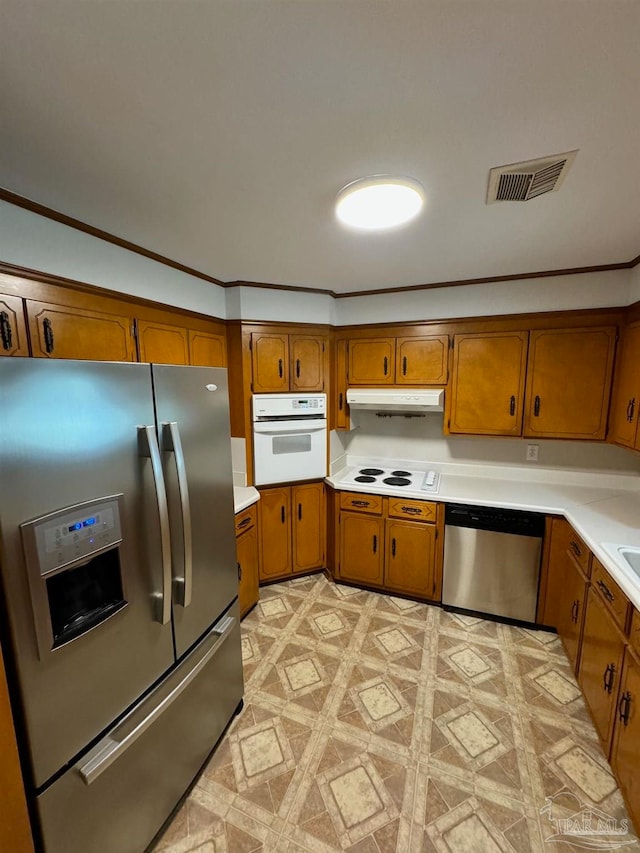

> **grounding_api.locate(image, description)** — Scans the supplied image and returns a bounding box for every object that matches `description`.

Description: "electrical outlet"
[526,444,539,462]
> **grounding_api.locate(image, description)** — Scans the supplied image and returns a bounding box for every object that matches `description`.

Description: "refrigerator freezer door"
[0,360,176,787]
[152,365,238,657]
[37,601,243,853]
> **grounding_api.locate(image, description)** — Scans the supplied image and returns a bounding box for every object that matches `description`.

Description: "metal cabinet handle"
[628,398,636,423]
[237,561,242,581]
[372,534,377,554]
[162,422,193,608]
[391,537,396,557]
[278,358,283,378]
[570,540,582,558]
[618,691,632,726]
[402,356,407,376]
[0,311,13,351]
[138,426,172,625]
[77,615,236,784]
[383,356,388,376]
[338,392,343,411]
[298,502,302,521]
[237,517,251,530]
[597,579,615,603]
[43,317,55,354]
[533,395,541,417]
[351,499,370,507]
[603,663,616,694]
[296,358,301,378]
[509,395,516,416]
[281,505,286,523]
[571,599,579,624]
[401,506,421,515]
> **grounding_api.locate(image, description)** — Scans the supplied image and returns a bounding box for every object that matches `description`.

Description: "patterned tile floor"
[152,574,637,852]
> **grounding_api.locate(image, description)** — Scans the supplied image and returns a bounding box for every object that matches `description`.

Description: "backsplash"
[330,411,640,477]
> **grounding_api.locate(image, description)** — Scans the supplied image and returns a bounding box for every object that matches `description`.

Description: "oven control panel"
[21,495,124,576]
[253,393,326,419]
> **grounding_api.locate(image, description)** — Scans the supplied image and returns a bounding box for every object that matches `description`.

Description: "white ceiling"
[1,1,639,295]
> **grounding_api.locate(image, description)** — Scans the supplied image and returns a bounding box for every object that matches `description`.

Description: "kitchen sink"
[602,543,640,582]
[618,547,640,579]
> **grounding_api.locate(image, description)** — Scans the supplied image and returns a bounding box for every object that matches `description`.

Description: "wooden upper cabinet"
[251,332,289,392]
[608,323,640,449]
[0,294,29,357]
[27,300,136,361]
[188,330,226,367]
[348,338,395,385]
[523,327,616,439]
[395,335,449,385]
[290,335,324,391]
[136,320,189,365]
[335,339,349,429]
[448,331,528,435]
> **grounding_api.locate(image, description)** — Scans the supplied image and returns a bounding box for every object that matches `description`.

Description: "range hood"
[346,388,445,413]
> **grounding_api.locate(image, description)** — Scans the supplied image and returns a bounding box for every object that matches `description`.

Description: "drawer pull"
[618,691,632,726]
[570,540,582,558]
[351,500,370,507]
[237,517,251,530]
[571,599,579,624]
[597,579,615,603]
[401,506,422,515]
[603,663,616,694]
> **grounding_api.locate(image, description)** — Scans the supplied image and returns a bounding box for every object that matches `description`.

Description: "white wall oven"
[252,393,327,485]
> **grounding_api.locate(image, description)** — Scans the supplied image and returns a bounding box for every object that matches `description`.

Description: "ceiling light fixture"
[335,175,425,231]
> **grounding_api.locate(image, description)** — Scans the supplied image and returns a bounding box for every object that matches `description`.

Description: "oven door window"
[272,434,312,455]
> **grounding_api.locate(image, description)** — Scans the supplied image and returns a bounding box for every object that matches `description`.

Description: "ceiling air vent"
[487,150,578,203]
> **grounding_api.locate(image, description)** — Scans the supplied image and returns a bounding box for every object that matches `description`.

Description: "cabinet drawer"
[630,609,640,655]
[235,505,257,536]
[591,557,630,632]
[566,530,591,577]
[339,492,383,515]
[387,497,437,523]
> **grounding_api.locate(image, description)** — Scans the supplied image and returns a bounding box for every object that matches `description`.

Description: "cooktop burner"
[340,465,441,494]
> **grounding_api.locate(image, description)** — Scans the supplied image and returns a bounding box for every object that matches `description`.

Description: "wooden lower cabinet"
[611,647,640,831]
[578,586,626,750]
[0,293,29,357]
[258,482,325,581]
[557,550,590,674]
[26,300,136,361]
[337,492,441,600]
[236,505,259,617]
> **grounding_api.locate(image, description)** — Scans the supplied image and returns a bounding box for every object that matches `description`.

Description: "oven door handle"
[253,421,326,434]
[76,614,236,785]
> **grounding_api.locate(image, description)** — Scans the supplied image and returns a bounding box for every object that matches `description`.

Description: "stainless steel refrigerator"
[0,359,243,853]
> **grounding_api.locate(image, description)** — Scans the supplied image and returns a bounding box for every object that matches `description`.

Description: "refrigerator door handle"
[76,614,236,785]
[138,425,172,624]
[162,421,193,608]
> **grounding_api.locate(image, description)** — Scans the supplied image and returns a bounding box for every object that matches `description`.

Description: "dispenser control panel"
[21,495,124,576]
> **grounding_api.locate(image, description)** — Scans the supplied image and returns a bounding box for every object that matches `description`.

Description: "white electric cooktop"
[339,465,441,494]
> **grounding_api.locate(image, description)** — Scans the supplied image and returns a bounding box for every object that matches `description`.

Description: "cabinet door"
[448,331,528,435]
[611,649,640,831]
[335,339,349,429]
[251,333,289,392]
[339,513,384,586]
[385,519,437,599]
[189,330,227,367]
[396,336,449,385]
[291,335,324,391]
[27,301,136,361]
[137,320,189,365]
[348,338,395,385]
[557,552,589,674]
[538,518,573,628]
[523,327,616,439]
[578,587,626,750]
[237,526,259,618]
[258,487,292,580]
[292,482,325,572]
[608,324,640,449]
[0,294,29,357]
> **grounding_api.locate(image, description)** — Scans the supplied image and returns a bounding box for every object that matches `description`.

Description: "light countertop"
[234,486,260,514]
[327,459,640,611]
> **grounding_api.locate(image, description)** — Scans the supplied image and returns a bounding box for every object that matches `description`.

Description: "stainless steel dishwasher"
[442,503,545,624]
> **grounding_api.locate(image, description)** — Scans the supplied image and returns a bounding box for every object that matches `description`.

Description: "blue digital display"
[68,522,82,532]
[82,517,96,528]
[68,517,97,533]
